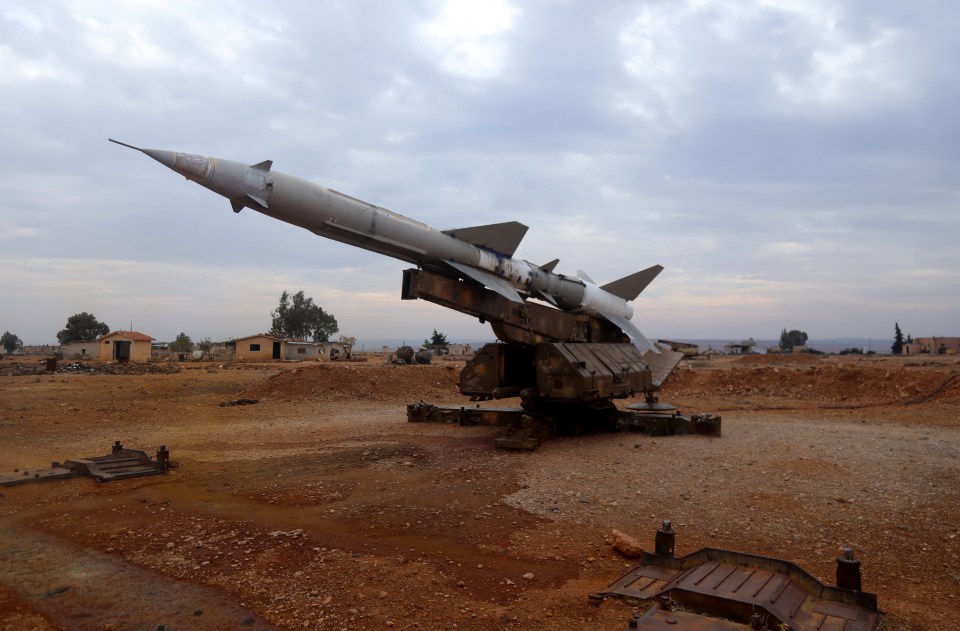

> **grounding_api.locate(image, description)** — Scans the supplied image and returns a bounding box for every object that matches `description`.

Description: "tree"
[270,290,338,342]
[425,329,448,348]
[1,331,23,355]
[197,337,214,352]
[779,328,808,352]
[57,312,110,344]
[892,322,904,355]
[169,332,194,353]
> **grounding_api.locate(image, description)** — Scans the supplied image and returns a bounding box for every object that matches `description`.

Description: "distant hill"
[665,338,889,354]
[355,337,890,354]
[354,338,495,352]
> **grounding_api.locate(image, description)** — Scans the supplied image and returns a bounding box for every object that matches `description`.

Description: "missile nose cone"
[141,148,178,170]
[109,138,213,184]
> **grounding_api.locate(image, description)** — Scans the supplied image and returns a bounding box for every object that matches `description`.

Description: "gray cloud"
[1,0,956,345]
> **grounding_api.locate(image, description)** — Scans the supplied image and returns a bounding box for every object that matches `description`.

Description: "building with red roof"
[98,330,155,363]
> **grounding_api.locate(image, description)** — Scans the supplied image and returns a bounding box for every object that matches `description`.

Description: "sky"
[1,0,957,346]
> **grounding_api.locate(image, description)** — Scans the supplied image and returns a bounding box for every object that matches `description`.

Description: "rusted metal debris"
[625,609,743,630]
[65,441,170,482]
[407,401,524,427]
[406,401,720,450]
[219,398,260,407]
[402,268,627,347]
[594,520,879,630]
[0,441,170,486]
[0,466,78,487]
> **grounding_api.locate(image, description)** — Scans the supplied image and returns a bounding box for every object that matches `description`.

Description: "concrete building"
[99,331,155,363]
[904,337,960,355]
[658,339,699,357]
[285,340,320,360]
[17,345,58,356]
[61,340,98,360]
[447,343,473,356]
[725,339,757,355]
[285,340,351,360]
[229,334,286,361]
[228,335,353,362]
[323,342,351,360]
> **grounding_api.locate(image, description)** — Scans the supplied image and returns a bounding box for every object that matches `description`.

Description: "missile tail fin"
[538,258,560,273]
[531,290,558,307]
[447,261,525,304]
[600,311,660,354]
[443,221,528,257]
[601,265,663,301]
[250,160,273,171]
[644,345,684,388]
[577,269,596,284]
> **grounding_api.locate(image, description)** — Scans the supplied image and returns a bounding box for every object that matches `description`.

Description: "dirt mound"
[242,363,461,403]
[662,360,960,406]
[735,352,820,365]
[242,359,960,408]
[0,361,181,377]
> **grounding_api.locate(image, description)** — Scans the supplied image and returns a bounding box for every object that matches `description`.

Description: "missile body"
[110,140,660,351]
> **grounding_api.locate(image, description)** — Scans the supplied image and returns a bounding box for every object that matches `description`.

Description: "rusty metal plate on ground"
[2,442,169,485]
[624,608,742,630]
[599,548,879,630]
[0,465,78,487]
[616,411,721,437]
[406,401,524,426]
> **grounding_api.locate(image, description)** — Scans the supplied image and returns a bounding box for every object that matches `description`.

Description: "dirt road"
[1,354,957,630]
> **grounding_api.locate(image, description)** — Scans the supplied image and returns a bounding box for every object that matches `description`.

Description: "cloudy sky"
[1,0,957,346]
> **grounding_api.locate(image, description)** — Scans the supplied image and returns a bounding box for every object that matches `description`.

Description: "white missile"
[110,139,661,352]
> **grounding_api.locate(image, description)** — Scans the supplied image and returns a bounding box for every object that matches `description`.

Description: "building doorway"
[113,341,131,363]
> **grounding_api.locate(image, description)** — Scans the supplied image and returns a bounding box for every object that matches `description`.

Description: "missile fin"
[531,290,558,307]
[577,269,596,284]
[443,221,528,257]
[538,258,560,273]
[250,160,273,171]
[230,195,268,212]
[447,261,525,304]
[245,194,269,209]
[644,345,684,388]
[600,311,660,354]
[601,265,663,301]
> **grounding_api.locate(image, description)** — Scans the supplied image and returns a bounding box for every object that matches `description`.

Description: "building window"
[249,343,261,351]
[297,348,306,354]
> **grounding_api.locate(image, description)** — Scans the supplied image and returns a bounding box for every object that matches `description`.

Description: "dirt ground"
[0,353,958,630]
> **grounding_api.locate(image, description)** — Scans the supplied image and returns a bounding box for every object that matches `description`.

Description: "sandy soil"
[0,353,958,630]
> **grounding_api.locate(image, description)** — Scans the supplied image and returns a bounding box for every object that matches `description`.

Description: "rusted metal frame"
[402,268,622,345]
[629,608,744,629]
[406,402,524,427]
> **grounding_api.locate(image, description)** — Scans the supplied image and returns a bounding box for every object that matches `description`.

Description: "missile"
[109,139,661,352]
